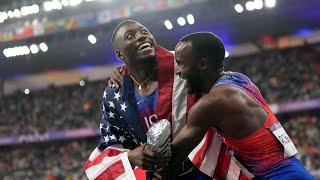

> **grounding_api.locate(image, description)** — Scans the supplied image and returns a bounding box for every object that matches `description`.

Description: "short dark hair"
[111,19,139,48]
[178,32,225,69]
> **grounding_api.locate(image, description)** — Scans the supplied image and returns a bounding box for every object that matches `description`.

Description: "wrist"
[127,150,135,167]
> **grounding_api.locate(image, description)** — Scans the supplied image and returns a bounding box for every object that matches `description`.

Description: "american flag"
[84,46,253,180]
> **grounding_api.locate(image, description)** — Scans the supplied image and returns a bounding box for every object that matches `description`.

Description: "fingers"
[114,66,123,82]
[108,67,122,88]
[107,79,113,88]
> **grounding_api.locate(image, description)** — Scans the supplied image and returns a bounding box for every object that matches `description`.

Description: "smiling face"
[175,41,204,93]
[113,21,157,65]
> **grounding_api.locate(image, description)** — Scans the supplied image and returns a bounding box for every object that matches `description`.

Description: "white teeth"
[139,42,151,50]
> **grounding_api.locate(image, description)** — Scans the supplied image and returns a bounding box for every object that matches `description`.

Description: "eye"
[125,33,134,40]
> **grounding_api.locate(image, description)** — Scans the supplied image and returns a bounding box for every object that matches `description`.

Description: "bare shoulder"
[201,85,242,107]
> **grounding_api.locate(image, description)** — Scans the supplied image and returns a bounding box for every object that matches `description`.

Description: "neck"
[127,57,158,88]
[202,69,225,94]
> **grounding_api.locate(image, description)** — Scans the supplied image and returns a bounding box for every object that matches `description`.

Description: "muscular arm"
[171,85,267,167]
[171,98,214,166]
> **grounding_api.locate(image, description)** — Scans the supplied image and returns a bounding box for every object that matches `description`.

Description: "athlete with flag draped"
[84,20,252,180]
[169,32,314,179]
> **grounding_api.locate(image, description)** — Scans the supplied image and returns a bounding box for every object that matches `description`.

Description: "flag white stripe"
[171,60,188,136]
[199,132,222,177]
[116,152,136,180]
[89,148,102,161]
[85,154,124,180]
[188,131,207,161]
[226,157,241,180]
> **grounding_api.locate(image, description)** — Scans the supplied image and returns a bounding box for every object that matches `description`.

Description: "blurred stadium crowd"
[1,44,320,179]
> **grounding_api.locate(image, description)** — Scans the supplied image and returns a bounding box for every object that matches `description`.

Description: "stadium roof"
[0,0,319,78]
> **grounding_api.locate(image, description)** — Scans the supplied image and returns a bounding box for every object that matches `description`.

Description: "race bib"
[269,121,298,157]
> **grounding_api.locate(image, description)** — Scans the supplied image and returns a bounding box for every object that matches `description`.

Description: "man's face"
[175,42,203,93]
[115,22,156,63]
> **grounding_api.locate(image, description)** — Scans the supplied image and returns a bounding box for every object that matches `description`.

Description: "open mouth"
[138,42,152,51]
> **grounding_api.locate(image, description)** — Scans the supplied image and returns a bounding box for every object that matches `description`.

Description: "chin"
[138,52,156,60]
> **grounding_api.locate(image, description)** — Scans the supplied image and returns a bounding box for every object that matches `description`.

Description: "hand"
[128,144,160,170]
[107,64,126,88]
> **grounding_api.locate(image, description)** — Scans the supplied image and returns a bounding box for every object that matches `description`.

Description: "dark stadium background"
[0,0,319,179]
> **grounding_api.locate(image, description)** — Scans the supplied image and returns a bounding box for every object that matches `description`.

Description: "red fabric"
[84,148,124,170]
[96,161,125,180]
[156,45,175,122]
[222,98,286,175]
[239,171,252,180]
[191,129,214,169]
[134,168,146,180]
[213,144,231,178]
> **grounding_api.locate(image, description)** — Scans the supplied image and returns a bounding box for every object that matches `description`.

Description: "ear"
[115,50,124,61]
[199,57,209,70]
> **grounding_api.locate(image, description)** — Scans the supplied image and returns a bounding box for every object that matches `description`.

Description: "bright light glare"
[30,44,39,54]
[225,51,230,58]
[234,4,244,13]
[265,0,276,8]
[164,20,173,30]
[24,88,30,95]
[254,0,263,9]
[88,34,97,44]
[245,1,255,11]
[39,43,48,52]
[177,17,186,26]
[186,14,195,25]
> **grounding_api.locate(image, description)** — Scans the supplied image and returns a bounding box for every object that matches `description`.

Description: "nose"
[137,32,147,41]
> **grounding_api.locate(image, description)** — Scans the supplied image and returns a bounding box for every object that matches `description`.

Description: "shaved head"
[111,19,141,49]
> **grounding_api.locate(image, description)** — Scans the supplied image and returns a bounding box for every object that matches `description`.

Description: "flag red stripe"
[191,129,214,169]
[95,160,125,180]
[213,143,231,179]
[156,46,175,123]
[84,148,124,170]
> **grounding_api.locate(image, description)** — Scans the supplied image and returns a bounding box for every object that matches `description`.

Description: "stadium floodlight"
[30,44,39,54]
[187,14,195,25]
[3,12,8,20]
[69,0,83,7]
[61,0,69,6]
[177,17,186,26]
[245,1,255,11]
[225,51,230,58]
[13,9,21,18]
[32,4,40,13]
[254,0,263,10]
[39,43,48,52]
[3,49,9,57]
[164,20,173,30]
[265,0,276,8]
[0,12,8,23]
[24,88,30,95]
[88,34,97,44]
[85,0,96,1]
[22,46,30,55]
[79,80,85,86]
[234,4,244,13]
[44,0,62,11]
[44,1,52,11]
[7,11,14,18]
[21,4,40,16]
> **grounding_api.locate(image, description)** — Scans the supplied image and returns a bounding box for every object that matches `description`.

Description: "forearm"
[171,125,205,166]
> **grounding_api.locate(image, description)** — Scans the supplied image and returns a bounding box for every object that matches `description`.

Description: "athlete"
[170,32,314,179]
